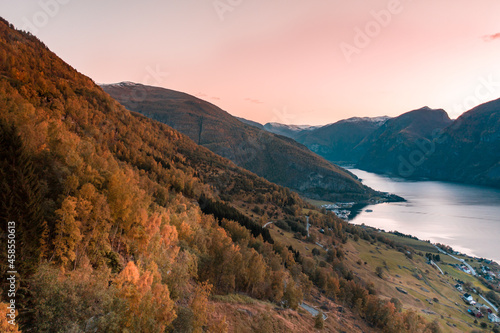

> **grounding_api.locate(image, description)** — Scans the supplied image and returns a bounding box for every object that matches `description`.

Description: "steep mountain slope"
[295,116,390,164]
[0,18,314,331]
[414,98,500,186]
[0,18,435,332]
[102,83,378,202]
[236,116,264,130]
[356,107,452,175]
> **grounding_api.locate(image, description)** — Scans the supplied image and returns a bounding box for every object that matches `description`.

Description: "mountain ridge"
[355,107,453,174]
[102,82,395,203]
[0,18,435,332]
[258,102,500,189]
[1,17,494,332]
[411,98,500,186]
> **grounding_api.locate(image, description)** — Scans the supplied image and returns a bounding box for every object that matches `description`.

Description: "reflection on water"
[348,169,500,263]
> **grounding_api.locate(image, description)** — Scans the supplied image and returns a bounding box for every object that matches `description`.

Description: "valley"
[1,2,499,330]
[244,102,500,190]
[102,83,389,204]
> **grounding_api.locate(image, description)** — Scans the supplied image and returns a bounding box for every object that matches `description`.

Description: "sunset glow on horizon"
[2,0,500,125]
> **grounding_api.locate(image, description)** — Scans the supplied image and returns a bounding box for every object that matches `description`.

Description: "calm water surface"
[348,168,500,263]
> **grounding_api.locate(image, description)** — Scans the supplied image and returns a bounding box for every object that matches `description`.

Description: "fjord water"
[348,168,500,263]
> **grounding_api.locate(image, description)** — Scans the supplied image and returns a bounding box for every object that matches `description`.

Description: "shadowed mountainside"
[262,122,317,139]
[295,117,390,164]
[355,107,453,175]
[262,103,500,189]
[412,99,500,187]
[102,82,385,202]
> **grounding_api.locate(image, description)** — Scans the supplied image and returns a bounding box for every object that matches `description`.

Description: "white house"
[488,313,500,323]
[462,294,475,305]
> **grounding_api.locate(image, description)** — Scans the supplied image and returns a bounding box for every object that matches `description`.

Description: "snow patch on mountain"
[339,116,391,125]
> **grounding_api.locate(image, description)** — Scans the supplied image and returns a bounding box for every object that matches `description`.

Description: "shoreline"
[345,167,500,267]
[352,222,500,270]
[351,224,500,304]
[347,204,500,266]
[316,198,500,265]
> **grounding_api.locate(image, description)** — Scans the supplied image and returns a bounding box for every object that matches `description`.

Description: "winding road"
[300,303,328,320]
[433,245,476,276]
[263,221,274,228]
[430,260,444,275]
[306,216,310,237]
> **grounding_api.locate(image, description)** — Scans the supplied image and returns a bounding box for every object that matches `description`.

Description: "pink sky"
[2,0,500,125]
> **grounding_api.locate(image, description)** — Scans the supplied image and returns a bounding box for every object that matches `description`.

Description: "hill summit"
[102,82,389,203]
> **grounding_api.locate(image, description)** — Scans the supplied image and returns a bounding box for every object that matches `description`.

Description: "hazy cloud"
[245,98,263,104]
[483,33,500,41]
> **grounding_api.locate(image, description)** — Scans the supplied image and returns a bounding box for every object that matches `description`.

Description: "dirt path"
[300,303,328,320]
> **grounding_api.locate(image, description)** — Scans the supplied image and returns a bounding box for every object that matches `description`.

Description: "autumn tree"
[52,196,82,268]
[167,250,197,300]
[325,275,340,300]
[190,281,212,333]
[75,183,111,266]
[107,169,150,254]
[241,248,267,296]
[283,279,303,310]
[112,261,176,332]
[198,226,243,294]
[268,270,285,303]
[0,302,21,332]
[314,311,324,329]
[29,263,113,332]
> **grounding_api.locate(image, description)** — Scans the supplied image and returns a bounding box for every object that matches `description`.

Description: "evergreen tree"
[0,120,45,328]
[0,120,44,274]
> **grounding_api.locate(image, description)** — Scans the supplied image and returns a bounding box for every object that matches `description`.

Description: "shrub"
[314,312,324,329]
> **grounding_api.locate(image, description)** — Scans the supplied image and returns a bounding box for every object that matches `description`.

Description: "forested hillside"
[0,18,438,332]
[102,83,377,203]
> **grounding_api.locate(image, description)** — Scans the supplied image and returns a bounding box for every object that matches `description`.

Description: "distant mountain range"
[236,118,319,137]
[240,102,500,188]
[263,123,318,139]
[296,116,391,163]
[355,107,452,175]
[238,116,392,163]
[413,99,500,187]
[102,83,397,202]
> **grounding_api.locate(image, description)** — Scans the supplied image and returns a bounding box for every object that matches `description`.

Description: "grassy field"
[345,232,500,332]
[380,232,498,294]
[268,226,323,256]
[303,198,336,207]
[267,217,500,332]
